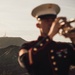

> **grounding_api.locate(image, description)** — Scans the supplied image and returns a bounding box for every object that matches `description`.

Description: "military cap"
[31,3,60,18]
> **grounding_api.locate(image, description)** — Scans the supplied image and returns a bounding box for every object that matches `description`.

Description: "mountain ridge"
[0,36,27,48]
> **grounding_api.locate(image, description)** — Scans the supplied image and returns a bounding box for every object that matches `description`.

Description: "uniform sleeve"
[18,42,31,68]
[18,53,28,68]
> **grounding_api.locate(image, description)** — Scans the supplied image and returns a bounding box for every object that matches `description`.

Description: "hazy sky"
[0,0,75,42]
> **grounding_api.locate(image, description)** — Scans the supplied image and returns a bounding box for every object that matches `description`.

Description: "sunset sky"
[0,0,75,42]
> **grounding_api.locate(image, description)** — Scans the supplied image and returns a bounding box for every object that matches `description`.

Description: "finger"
[55,17,67,23]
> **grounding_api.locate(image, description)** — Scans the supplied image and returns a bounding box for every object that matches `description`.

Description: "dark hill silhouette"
[0,37,27,48]
[0,45,29,75]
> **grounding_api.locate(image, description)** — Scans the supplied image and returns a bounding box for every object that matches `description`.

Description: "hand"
[64,32,75,44]
[48,17,67,39]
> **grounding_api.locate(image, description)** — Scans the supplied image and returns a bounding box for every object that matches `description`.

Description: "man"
[18,3,75,75]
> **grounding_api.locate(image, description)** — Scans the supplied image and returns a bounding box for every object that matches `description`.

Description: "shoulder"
[56,41,72,46]
[56,41,75,50]
[20,40,38,50]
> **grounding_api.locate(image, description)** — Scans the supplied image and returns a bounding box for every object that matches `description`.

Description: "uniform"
[18,3,75,75]
[18,36,75,75]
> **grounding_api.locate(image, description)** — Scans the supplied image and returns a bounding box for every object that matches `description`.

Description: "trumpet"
[59,18,75,35]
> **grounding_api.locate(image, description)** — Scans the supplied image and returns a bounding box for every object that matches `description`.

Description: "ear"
[36,23,41,28]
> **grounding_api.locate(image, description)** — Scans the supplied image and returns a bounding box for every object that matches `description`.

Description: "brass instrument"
[59,18,75,36]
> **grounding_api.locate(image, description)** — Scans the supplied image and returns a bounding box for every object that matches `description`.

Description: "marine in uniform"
[18,3,75,75]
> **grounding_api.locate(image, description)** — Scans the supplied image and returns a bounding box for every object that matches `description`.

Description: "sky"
[0,0,75,42]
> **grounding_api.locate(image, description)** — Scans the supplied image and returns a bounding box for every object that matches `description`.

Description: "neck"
[40,32,48,37]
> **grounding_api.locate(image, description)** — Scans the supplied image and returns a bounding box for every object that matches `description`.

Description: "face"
[36,15,56,36]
